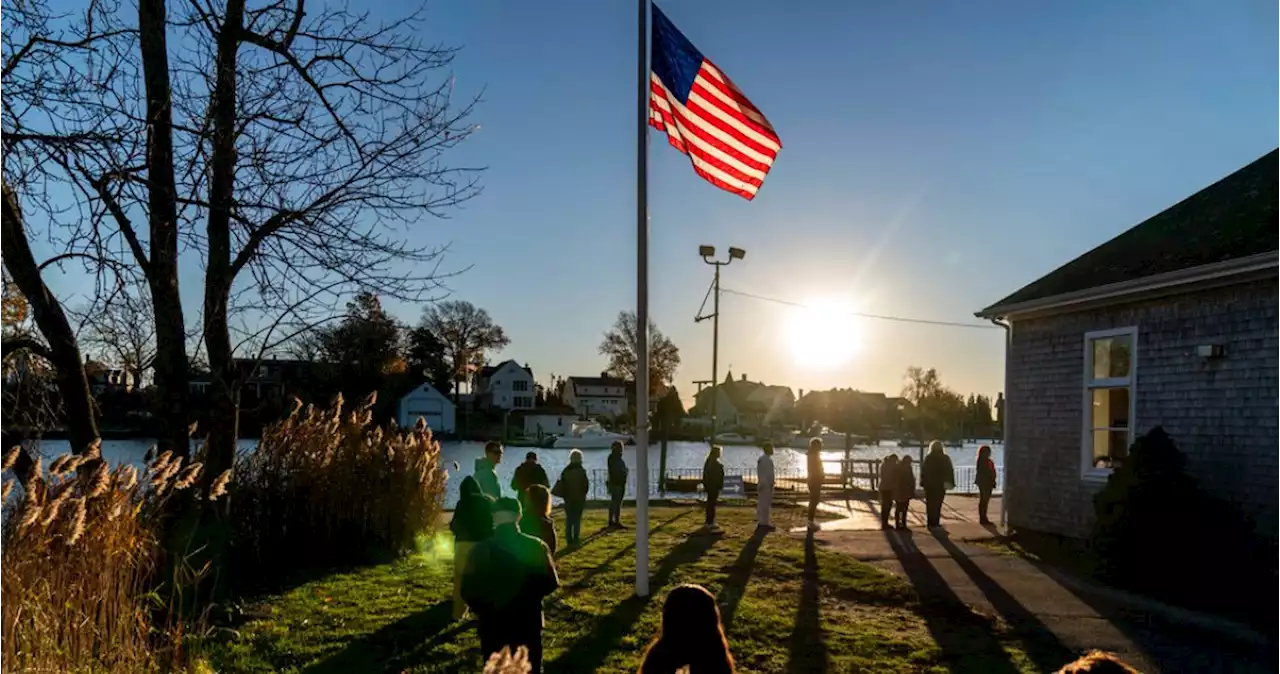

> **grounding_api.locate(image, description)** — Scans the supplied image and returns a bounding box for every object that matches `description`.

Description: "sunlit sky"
[33,0,1279,406]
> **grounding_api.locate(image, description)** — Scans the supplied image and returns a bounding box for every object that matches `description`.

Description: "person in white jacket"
[757,442,776,529]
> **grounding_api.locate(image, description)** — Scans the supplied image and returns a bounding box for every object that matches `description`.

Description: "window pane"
[1090,428,1130,469]
[1091,335,1132,379]
[1091,387,1130,429]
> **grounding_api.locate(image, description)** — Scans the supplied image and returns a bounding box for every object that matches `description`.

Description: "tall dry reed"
[1,444,229,672]
[229,392,447,578]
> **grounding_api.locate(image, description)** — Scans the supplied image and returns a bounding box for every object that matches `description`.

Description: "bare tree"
[599,311,681,395]
[420,301,509,399]
[4,0,482,483]
[74,281,157,388]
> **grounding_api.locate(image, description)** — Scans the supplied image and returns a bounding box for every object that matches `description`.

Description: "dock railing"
[585,460,1004,501]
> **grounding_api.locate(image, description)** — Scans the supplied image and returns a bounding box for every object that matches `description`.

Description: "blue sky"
[34,0,1279,405]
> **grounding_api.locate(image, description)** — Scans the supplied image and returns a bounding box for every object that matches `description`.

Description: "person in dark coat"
[806,437,824,531]
[450,476,494,620]
[511,452,550,494]
[462,497,560,674]
[975,444,997,525]
[639,584,735,674]
[920,441,955,528]
[878,454,899,530]
[519,484,558,555]
[552,449,590,545]
[702,446,726,529]
[607,441,629,528]
[894,456,916,530]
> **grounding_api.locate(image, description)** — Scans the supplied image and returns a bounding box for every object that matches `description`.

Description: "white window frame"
[1081,326,1138,482]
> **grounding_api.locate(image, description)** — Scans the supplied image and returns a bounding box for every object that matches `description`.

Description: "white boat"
[710,432,756,446]
[552,421,633,449]
[788,426,850,449]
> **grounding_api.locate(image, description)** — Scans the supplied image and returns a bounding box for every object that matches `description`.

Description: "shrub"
[1091,427,1271,626]
[229,393,447,580]
[1,444,222,672]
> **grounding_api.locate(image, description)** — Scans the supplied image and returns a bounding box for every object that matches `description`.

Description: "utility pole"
[696,245,745,444]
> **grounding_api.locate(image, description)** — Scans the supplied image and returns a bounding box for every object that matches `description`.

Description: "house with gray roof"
[976,149,1278,541]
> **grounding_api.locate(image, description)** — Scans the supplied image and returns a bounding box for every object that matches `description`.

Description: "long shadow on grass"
[560,510,696,595]
[718,527,767,628]
[784,531,828,673]
[545,529,722,672]
[930,529,1073,671]
[300,600,453,674]
[884,530,1022,674]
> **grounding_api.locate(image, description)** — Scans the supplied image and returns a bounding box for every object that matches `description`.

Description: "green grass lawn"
[205,503,1040,673]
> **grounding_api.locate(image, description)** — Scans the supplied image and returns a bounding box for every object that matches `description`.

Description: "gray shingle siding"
[1007,277,1278,540]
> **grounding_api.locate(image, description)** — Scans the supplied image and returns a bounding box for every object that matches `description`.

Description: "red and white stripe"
[649,61,781,200]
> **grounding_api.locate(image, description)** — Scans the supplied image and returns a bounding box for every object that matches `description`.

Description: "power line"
[719,288,1000,330]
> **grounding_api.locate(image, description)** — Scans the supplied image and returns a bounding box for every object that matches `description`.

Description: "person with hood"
[474,441,505,501]
[462,497,560,674]
[607,441,629,528]
[756,442,775,530]
[806,437,824,531]
[519,484,558,555]
[552,449,590,545]
[702,445,726,529]
[450,476,494,620]
[639,583,736,674]
[878,454,899,530]
[893,455,916,530]
[511,451,550,494]
[975,444,997,525]
[920,440,955,528]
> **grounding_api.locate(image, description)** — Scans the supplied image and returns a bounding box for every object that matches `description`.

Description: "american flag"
[649,4,781,200]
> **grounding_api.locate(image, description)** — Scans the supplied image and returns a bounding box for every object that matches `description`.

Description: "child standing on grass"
[878,455,899,530]
[450,476,493,620]
[519,484,558,556]
[756,442,775,530]
[463,498,560,674]
[639,584,735,674]
[894,455,916,530]
[607,441,629,528]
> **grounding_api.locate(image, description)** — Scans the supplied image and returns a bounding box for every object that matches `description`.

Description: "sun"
[784,299,862,367]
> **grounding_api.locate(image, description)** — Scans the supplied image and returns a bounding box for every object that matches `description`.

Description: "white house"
[474,360,536,410]
[522,412,580,436]
[397,382,456,433]
[563,374,627,417]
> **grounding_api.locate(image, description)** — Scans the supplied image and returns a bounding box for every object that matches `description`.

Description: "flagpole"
[634,0,652,599]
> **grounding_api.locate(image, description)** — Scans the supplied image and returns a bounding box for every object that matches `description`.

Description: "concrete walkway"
[793,495,1276,673]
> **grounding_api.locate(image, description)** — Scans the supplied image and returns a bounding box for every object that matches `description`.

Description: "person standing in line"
[702,445,726,530]
[639,584,736,674]
[975,444,997,526]
[462,497,560,674]
[806,437,824,531]
[756,442,776,530]
[474,441,505,501]
[552,449,590,546]
[920,440,955,528]
[450,476,494,620]
[519,484,558,556]
[894,455,916,530]
[607,440,629,528]
[511,451,550,494]
[878,454,900,531]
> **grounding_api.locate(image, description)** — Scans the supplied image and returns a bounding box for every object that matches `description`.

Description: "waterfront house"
[473,360,536,411]
[976,150,1278,540]
[85,360,135,395]
[521,408,580,436]
[691,372,795,430]
[396,381,456,433]
[563,374,627,417]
